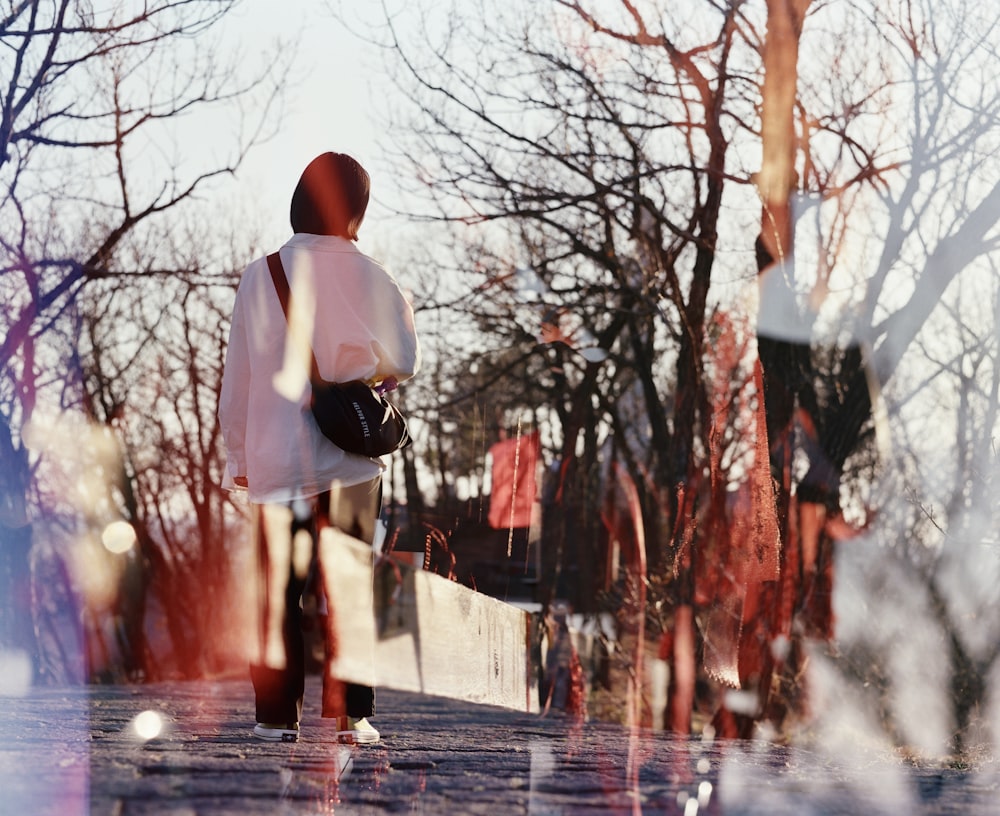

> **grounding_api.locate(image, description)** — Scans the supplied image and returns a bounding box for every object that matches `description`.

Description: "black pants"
[250,477,381,725]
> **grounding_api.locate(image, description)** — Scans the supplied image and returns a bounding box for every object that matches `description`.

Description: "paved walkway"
[1,677,998,814]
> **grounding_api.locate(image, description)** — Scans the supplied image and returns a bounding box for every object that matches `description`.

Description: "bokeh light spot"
[133,710,164,740]
[698,780,713,807]
[0,650,33,697]
[102,520,137,554]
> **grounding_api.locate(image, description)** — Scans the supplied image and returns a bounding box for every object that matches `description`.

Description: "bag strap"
[266,252,322,382]
[266,252,291,318]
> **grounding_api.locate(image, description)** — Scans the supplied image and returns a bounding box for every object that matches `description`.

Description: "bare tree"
[371,0,758,583]
[367,0,1000,754]
[0,0,284,682]
[75,238,254,679]
[360,0,781,732]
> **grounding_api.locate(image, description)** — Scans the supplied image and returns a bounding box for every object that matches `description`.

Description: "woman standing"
[219,152,420,744]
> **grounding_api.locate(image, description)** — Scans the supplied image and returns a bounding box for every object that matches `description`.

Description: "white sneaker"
[253,722,299,742]
[337,716,380,745]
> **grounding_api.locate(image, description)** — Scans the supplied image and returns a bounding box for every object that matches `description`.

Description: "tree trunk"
[758,0,811,262]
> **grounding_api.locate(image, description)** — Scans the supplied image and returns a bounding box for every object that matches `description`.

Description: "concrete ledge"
[321,529,539,713]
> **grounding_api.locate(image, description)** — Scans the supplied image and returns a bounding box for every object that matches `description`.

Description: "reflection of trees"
[812,1,1000,758]
[374,0,1000,752]
[831,272,1000,757]
[0,2,282,681]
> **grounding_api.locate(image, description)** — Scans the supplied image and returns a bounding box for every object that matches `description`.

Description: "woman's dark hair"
[289,152,370,239]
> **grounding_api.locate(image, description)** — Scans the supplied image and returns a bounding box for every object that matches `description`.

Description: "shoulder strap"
[266,252,322,381]
[266,253,291,318]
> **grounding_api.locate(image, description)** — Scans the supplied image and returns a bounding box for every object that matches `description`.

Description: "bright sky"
[218,0,394,253]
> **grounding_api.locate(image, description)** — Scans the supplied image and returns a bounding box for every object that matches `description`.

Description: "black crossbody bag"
[266,253,410,458]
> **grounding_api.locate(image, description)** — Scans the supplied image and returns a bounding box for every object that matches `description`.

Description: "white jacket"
[218,233,421,503]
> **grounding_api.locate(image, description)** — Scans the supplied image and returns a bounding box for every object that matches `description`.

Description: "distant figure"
[541,600,585,717]
[219,152,420,744]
